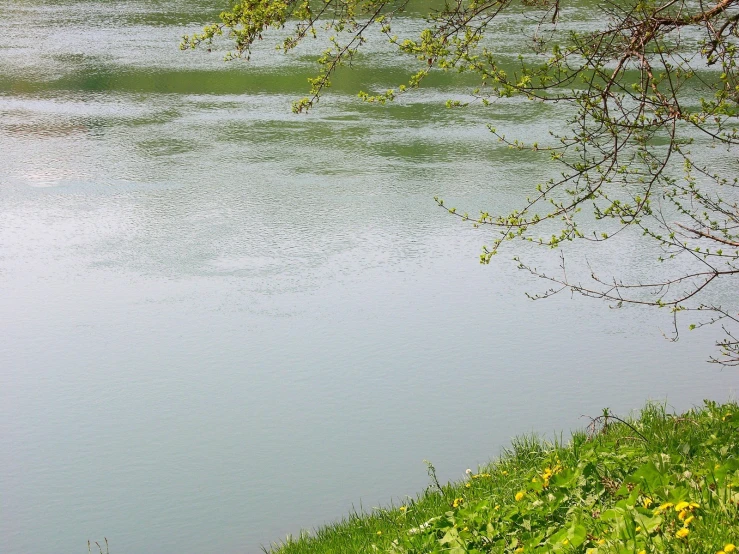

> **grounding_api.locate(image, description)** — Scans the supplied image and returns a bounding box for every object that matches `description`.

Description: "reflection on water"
[1,2,737,554]
[2,121,90,138]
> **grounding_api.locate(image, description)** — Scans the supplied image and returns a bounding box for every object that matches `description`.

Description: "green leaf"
[630,462,667,492]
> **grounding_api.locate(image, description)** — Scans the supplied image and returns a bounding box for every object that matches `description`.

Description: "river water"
[1,2,737,553]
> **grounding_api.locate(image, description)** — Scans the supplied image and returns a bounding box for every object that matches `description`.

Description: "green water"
[1,2,737,553]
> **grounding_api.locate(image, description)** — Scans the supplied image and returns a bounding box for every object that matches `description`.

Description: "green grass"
[268,401,739,553]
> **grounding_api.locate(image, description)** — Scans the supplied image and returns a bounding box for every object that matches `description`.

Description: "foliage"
[184,0,739,364]
[267,401,739,553]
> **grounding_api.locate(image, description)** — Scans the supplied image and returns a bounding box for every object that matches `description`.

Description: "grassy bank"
[269,401,738,553]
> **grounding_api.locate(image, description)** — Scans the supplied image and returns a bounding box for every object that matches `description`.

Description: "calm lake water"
[1,2,737,553]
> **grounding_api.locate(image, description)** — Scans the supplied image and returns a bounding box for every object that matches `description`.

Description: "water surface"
[1,2,737,553]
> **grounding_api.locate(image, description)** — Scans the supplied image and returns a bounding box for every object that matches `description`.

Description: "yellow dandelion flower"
[494,505,500,510]
[635,526,642,532]
[678,510,689,520]
[515,491,525,501]
[502,471,508,475]
[515,548,524,553]
[638,550,646,554]
[675,501,690,512]
[725,545,736,553]
[718,551,726,554]
[597,539,606,545]
[462,527,468,532]
[562,538,569,545]
[675,528,689,538]
[689,502,700,509]
[654,502,674,514]
[465,483,471,488]
[642,497,653,508]
[376,530,382,535]
[399,505,407,512]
